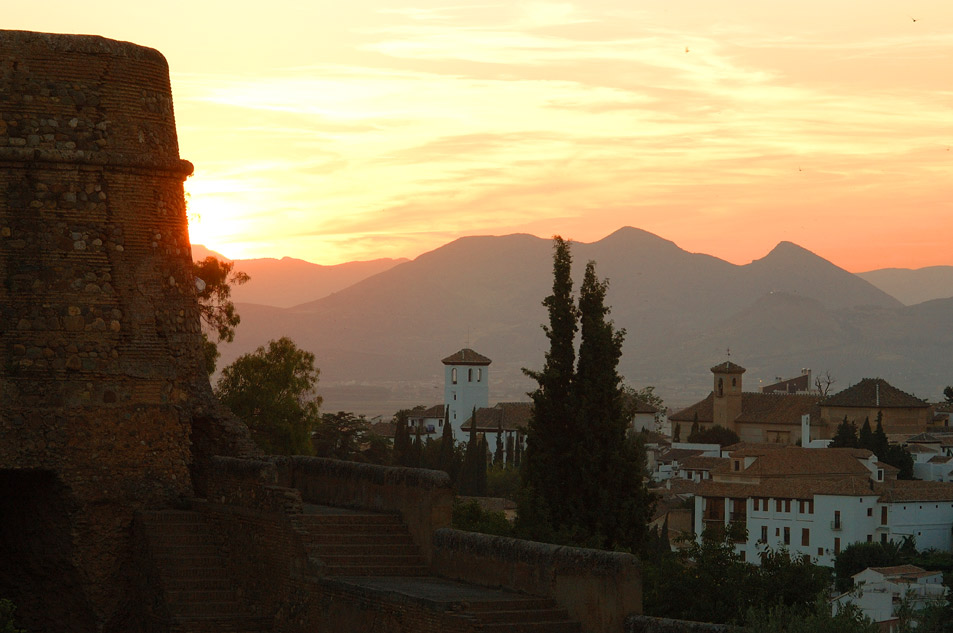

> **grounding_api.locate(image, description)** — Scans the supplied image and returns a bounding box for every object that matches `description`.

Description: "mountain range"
[198,228,953,415]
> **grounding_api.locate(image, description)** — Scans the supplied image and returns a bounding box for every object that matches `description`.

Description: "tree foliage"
[0,600,25,633]
[519,238,654,552]
[834,541,902,592]
[193,256,250,374]
[312,411,365,460]
[943,385,953,405]
[830,412,913,478]
[687,424,740,447]
[215,337,321,455]
[643,527,833,625]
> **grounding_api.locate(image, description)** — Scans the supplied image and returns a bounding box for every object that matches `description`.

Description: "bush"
[451,498,513,537]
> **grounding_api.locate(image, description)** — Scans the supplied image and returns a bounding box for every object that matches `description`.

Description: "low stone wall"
[270,457,453,562]
[625,615,739,633]
[207,456,303,514]
[431,528,640,633]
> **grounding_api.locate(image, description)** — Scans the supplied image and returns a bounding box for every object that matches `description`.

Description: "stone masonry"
[0,30,254,631]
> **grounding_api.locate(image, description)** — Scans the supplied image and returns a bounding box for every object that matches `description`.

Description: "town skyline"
[10,1,953,271]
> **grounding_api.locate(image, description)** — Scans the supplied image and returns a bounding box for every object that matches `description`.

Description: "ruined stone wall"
[0,30,253,631]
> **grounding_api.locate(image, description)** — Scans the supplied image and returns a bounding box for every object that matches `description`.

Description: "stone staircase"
[295,507,429,576]
[459,596,583,632]
[297,505,583,632]
[138,510,271,632]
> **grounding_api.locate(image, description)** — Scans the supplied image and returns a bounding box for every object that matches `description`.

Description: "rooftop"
[442,348,492,366]
[821,378,929,409]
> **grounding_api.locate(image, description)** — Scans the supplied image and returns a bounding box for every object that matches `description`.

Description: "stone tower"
[0,30,253,631]
[442,348,491,439]
[711,360,745,431]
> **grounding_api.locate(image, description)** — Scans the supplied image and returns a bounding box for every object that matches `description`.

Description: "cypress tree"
[438,405,455,477]
[494,421,504,466]
[873,412,889,458]
[673,422,681,442]
[477,435,488,496]
[830,416,859,448]
[573,260,652,549]
[859,417,873,450]
[690,412,699,438]
[505,433,514,467]
[521,237,578,532]
[393,415,410,466]
[411,425,422,468]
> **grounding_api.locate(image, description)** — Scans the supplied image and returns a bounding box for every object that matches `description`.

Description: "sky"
[9,1,953,271]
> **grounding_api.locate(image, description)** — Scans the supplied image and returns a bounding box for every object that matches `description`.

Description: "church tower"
[442,348,491,439]
[711,360,745,431]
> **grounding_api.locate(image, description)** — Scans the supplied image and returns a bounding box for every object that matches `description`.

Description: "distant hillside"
[191,244,407,308]
[209,227,953,415]
[858,266,953,306]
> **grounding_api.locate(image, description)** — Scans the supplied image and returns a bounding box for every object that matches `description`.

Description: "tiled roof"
[761,373,812,395]
[875,461,900,474]
[696,476,874,500]
[710,360,746,374]
[878,480,953,502]
[442,348,492,365]
[927,455,952,464]
[726,447,874,478]
[670,393,821,425]
[680,456,728,471]
[722,442,786,453]
[866,565,930,578]
[906,433,941,444]
[461,402,532,432]
[821,378,929,409]
[409,404,446,419]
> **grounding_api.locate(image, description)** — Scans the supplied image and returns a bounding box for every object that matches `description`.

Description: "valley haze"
[199,227,953,417]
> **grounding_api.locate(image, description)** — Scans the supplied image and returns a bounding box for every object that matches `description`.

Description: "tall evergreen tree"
[410,425,423,468]
[494,421,504,466]
[438,405,456,477]
[859,417,873,450]
[673,423,681,442]
[830,416,859,448]
[521,237,578,529]
[873,412,889,458]
[519,239,654,551]
[505,433,514,467]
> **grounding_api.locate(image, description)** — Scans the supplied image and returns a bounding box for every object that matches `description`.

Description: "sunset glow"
[11,1,953,270]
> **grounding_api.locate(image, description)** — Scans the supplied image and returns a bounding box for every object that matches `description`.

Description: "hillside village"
[382,345,953,629]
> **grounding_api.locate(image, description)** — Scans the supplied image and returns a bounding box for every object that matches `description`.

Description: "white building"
[442,348,491,440]
[693,446,953,566]
[832,565,947,627]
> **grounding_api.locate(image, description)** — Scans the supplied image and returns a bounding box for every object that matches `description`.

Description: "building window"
[776,499,782,512]
[734,460,740,472]
[452,368,457,384]
[453,392,457,401]
[877,469,884,481]
[477,368,482,382]
[785,500,791,513]
[732,377,737,387]
[881,506,888,525]
[817,547,824,556]
[867,507,872,517]
[760,526,767,542]
[834,538,841,554]
[808,499,813,514]
[718,378,724,396]
[468,368,473,382]
[867,534,872,542]
[801,528,810,546]
[783,527,790,545]
[833,510,841,530]
[881,534,887,544]
[753,498,759,511]
[776,527,780,537]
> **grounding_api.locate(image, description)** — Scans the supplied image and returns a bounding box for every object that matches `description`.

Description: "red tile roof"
[442,348,492,365]
[670,392,821,425]
[461,402,532,432]
[723,446,874,479]
[681,456,728,471]
[822,378,929,409]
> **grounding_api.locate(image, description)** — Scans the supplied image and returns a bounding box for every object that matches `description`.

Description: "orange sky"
[11,1,953,271]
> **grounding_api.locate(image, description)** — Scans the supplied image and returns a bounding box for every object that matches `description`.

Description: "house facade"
[833,565,947,628]
[693,446,953,566]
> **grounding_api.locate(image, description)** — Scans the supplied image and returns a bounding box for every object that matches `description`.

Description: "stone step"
[471,608,573,624]
[302,532,415,545]
[474,622,581,633]
[162,577,233,591]
[313,553,425,567]
[140,510,206,524]
[297,513,402,525]
[149,532,219,546]
[152,554,229,568]
[464,599,560,612]
[166,589,240,604]
[298,522,409,535]
[307,543,421,556]
[171,601,243,617]
[325,564,429,576]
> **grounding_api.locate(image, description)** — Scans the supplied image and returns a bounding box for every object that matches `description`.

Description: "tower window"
[732,377,737,387]
[468,368,473,382]
[717,378,724,396]
[477,368,482,382]
[451,368,457,384]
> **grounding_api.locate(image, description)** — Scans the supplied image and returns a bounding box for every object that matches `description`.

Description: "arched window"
[732,377,737,388]
[717,377,724,397]
[477,368,482,382]
[451,368,457,384]
[468,368,473,382]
